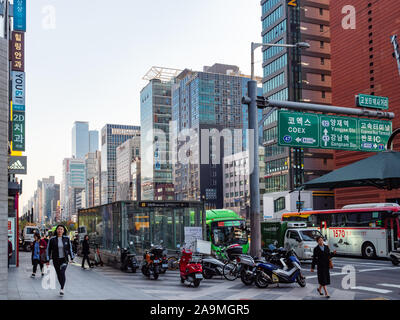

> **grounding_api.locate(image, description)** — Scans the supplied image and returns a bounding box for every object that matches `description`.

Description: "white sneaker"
[59,289,64,296]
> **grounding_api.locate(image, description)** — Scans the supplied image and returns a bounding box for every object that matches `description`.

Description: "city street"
[7,252,400,300]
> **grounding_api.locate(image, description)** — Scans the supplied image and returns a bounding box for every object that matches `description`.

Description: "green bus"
[206,209,249,257]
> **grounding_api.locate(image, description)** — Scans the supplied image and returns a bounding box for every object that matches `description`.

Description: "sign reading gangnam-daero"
[278,111,392,152]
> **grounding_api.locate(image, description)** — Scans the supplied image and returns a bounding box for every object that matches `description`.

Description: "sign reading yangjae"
[278,111,392,152]
[357,94,389,110]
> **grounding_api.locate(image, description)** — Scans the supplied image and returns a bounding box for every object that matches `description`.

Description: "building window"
[319,8,324,15]
[274,197,286,213]
[320,41,324,48]
[320,25,324,32]
[322,91,326,99]
[321,74,325,82]
[321,58,325,65]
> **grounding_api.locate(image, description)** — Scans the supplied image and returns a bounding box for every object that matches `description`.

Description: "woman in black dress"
[311,236,336,298]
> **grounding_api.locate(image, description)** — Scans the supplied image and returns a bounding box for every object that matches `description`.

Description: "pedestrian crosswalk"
[71,255,400,300]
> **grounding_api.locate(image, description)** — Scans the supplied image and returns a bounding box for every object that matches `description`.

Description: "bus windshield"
[211,220,247,246]
[300,229,323,241]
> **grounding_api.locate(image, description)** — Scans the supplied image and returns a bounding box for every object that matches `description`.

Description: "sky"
[19,0,263,211]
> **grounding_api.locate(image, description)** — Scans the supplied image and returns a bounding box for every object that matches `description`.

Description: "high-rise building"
[101,124,140,204]
[261,0,334,209]
[330,0,400,207]
[89,130,99,153]
[72,121,89,159]
[61,158,85,219]
[85,151,101,207]
[141,67,181,201]
[116,136,141,201]
[172,64,260,209]
[72,121,99,159]
[223,147,265,218]
[131,158,141,201]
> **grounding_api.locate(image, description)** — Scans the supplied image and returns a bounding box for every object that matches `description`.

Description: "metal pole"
[267,99,395,120]
[248,80,261,257]
[251,42,255,80]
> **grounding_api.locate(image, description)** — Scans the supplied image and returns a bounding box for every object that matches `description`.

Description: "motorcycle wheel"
[141,265,148,277]
[392,257,400,266]
[255,272,269,289]
[153,272,159,280]
[193,279,201,288]
[131,267,137,273]
[203,268,213,280]
[168,257,179,270]
[296,274,306,287]
[240,269,254,286]
[180,277,185,284]
[223,262,239,281]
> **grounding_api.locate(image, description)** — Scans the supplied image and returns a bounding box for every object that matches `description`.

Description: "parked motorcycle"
[141,244,164,280]
[119,242,138,273]
[254,248,306,288]
[202,255,225,279]
[179,248,203,287]
[158,242,169,274]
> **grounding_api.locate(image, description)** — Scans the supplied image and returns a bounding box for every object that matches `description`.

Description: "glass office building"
[172,64,261,209]
[140,79,174,201]
[101,124,141,205]
[78,201,204,256]
[261,0,334,199]
[72,121,89,159]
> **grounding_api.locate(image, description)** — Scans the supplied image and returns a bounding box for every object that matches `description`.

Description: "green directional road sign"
[278,111,319,148]
[278,110,392,152]
[320,115,358,150]
[357,94,389,110]
[359,118,392,152]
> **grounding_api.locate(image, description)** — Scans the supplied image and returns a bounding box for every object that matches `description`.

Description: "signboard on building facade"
[8,156,27,174]
[12,110,25,151]
[13,0,26,32]
[356,94,389,110]
[278,110,392,152]
[11,31,24,71]
[12,71,25,111]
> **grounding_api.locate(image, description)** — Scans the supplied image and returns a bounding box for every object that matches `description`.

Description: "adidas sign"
[9,160,25,170]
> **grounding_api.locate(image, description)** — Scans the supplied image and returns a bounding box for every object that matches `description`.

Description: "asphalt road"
[8,252,400,300]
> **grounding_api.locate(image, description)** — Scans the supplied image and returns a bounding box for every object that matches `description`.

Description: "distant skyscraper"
[72,122,89,159]
[89,130,99,153]
[61,158,85,219]
[72,122,99,159]
[101,124,140,204]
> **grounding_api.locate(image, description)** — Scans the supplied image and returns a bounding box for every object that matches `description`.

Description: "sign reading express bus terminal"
[278,111,392,152]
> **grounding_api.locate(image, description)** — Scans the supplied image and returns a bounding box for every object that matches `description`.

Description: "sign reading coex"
[278,110,392,152]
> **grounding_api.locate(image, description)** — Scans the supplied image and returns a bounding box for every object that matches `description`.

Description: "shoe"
[317,288,323,295]
[41,273,44,277]
[31,274,35,278]
[325,295,330,298]
[60,289,64,296]
[82,266,86,269]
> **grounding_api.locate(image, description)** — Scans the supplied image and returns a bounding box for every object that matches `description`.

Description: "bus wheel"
[362,242,376,258]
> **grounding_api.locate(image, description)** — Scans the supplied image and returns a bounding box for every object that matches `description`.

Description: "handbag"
[40,252,47,263]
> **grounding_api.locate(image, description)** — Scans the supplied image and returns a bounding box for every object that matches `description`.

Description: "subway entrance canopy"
[78,201,204,257]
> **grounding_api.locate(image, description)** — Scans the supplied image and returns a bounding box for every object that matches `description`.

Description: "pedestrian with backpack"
[31,233,44,278]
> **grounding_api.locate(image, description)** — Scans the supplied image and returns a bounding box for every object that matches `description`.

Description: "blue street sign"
[13,0,26,32]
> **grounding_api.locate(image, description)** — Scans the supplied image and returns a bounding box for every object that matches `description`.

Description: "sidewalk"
[7,252,156,300]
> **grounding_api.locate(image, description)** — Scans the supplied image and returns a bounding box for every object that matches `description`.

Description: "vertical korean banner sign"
[12,110,25,151]
[13,0,26,32]
[12,71,25,111]
[11,31,25,72]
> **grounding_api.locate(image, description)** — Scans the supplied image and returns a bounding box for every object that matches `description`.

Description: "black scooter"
[119,242,138,273]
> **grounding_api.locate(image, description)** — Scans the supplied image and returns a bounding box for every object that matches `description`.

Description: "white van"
[22,226,40,251]
[284,226,325,261]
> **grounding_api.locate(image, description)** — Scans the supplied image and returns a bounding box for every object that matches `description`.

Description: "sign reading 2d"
[278,110,392,152]
[12,71,25,111]
[13,0,26,32]
[12,110,25,151]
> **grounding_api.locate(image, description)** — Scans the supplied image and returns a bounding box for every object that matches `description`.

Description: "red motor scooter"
[179,248,203,287]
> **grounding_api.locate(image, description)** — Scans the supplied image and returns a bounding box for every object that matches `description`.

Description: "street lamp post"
[245,41,310,257]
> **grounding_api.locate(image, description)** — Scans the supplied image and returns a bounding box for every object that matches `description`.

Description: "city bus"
[206,209,249,255]
[281,203,400,258]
